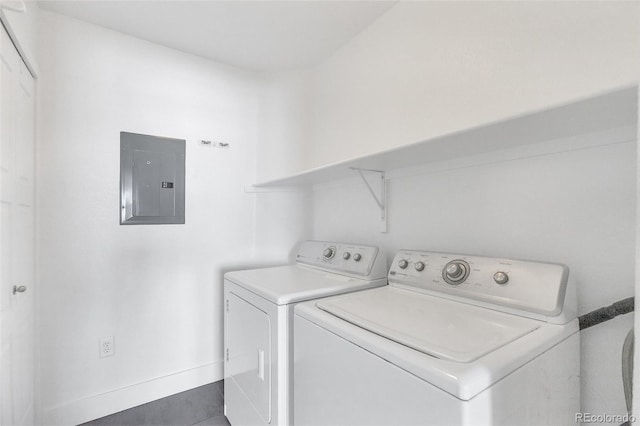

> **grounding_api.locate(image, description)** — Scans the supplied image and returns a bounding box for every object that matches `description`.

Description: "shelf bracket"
[350,167,387,233]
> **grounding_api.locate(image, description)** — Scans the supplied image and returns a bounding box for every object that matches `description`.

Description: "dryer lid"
[316,286,540,363]
[225,265,386,305]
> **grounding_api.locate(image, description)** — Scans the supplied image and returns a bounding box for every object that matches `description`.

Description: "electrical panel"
[120,132,185,225]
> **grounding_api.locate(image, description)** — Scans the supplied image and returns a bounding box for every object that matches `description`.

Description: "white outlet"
[99,336,115,358]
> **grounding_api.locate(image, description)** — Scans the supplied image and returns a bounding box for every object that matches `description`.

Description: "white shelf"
[254,86,637,188]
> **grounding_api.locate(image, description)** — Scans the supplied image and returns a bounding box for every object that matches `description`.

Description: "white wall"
[251,71,314,255]
[35,10,304,425]
[293,1,640,174]
[255,71,311,183]
[312,126,637,417]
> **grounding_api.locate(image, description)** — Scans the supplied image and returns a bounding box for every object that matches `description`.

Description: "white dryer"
[294,250,580,426]
[223,241,387,426]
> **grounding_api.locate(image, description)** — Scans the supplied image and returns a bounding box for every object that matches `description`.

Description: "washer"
[294,249,580,426]
[223,240,387,426]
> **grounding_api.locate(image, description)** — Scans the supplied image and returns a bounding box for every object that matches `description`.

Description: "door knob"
[12,285,26,295]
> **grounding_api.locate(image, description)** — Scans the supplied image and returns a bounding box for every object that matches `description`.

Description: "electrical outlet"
[99,336,115,358]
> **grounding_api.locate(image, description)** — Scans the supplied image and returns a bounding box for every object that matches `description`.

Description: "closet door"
[0,24,35,426]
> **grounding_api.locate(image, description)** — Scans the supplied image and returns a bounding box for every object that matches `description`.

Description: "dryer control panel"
[296,241,387,279]
[389,250,571,320]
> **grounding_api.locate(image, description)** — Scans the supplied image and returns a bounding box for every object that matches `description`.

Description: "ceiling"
[37,0,397,72]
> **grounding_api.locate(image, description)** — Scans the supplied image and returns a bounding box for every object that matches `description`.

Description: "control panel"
[389,250,569,317]
[296,241,386,279]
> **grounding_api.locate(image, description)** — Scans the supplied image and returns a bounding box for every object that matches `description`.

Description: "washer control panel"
[389,250,569,317]
[296,241,386,278]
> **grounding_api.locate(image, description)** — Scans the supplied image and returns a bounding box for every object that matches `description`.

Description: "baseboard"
[42,361,223,426]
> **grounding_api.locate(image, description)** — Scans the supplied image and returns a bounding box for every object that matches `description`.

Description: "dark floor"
[190,415,229,426]
[80,381,229,426]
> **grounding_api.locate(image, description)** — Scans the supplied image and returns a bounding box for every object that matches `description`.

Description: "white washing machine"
[223,240,388,426]
[294,249,580,426]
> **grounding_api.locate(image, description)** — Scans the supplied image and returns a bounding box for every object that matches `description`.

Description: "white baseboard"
[42,361,223,426]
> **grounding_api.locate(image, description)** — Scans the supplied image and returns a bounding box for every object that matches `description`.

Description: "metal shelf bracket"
[350,167,387,233]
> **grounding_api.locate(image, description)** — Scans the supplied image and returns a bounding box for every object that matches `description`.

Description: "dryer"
[223,240,387,426]
[294,249,580,426]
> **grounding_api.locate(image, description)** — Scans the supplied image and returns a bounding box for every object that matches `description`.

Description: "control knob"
[398,259,409,269]
[442,260,470,285]
[414,261,425,272]
[493,271,509,285]
[343,252,351,260]
[446,263,463,279]
[323,247,336,260]
[353,253,362,262]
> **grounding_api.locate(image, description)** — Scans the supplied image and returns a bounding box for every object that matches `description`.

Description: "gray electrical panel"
[120,132,186,225]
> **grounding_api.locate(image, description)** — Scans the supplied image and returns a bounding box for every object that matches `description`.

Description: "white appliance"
[223,240,388,426]
[294,250,580,426]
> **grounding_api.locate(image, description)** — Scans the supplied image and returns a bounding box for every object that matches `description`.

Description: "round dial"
[323,247,336,260]
[353,253,362,262]
[343,252,351,260]
[442,260,470,285]
[398,259,409,269]
[446,263,463,278]
[414,261,425,272]
[493,271,509,285]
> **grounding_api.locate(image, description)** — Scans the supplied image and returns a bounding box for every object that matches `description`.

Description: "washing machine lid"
[316,286,541,363]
